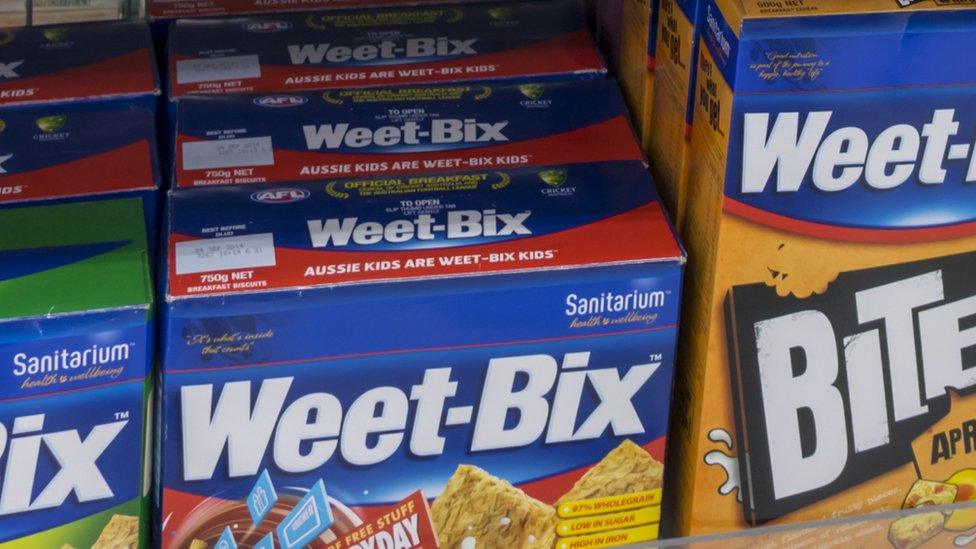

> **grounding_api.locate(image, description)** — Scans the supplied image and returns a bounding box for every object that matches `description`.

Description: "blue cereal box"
[158,161,685,548]
[174,80,644,188]
[167,1,604,100]
[0,198,153,546]
[673,0,976,545]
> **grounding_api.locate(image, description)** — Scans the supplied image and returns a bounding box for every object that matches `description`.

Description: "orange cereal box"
[672,0,976,542]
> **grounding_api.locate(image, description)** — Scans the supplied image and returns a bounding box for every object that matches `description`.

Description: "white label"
[176,54,261,84]
[182,137,275,171]
[175,233,276,275]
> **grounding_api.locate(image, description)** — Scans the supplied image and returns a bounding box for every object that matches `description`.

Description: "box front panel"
[160,267,683,548]
[680,16,976,541]
[0,311,152,545]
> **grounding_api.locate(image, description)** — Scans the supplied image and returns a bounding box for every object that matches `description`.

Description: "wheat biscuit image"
[559,439,663,504]
[91,514,140,549]
[432,465,556,548]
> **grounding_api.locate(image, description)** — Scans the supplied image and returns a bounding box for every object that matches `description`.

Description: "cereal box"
[646,0,699,221]
[0,21,158,111]
[0,102,160,247]
[673,0,976,541]
[619,0,657,148]
[0,198,153,546]
[157,161,685,548]
[0,21,160,222]
[173,80,643,188]
[167,1,604,101]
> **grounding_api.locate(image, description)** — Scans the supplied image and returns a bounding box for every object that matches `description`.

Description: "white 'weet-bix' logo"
[180,352,659,480]
[741,109,976,193]
[0,414,126,514]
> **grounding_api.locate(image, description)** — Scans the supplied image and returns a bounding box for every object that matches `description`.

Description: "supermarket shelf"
[636,500,976,548]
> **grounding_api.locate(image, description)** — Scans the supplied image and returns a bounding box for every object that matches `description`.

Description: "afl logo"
[253,95,308,108]
[243,20,292,33]
[251,188,310,204]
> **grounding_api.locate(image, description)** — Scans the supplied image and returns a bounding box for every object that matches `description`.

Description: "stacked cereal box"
[158,161,684,548]
[672,2,976,547]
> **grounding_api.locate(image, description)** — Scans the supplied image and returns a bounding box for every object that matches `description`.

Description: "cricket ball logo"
[518,84,545,100]
[538,169,567,187]
[35,115,65,133]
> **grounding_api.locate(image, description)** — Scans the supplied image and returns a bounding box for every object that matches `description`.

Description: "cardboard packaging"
[0,21,161,244]
[173,79,644,188]
[158,160,684,548]
[619,0,657,149]
[0,101,160,247]
[672,1,976,545]
[0,198,154,546]
[646,0,699,222]
[167,0,604,101]
[0,21,158,111]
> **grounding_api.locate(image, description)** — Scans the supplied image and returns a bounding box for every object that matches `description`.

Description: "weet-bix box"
[673,1,976,546]
[0,102,161,247]
[0,198,153,547]
[0,21,158,111]
[159,161,684,549]
[167,0,604,101]
[174,80,643,188]
[646,0,699,222]
[619,0,657,149]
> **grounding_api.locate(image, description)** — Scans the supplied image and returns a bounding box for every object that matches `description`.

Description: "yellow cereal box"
[647,0,700,222]
[619,0,657,148]
[672,0,976,542]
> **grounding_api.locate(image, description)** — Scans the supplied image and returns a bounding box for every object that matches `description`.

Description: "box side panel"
[173,81,643,187]
[0,101,159,203]
[0,21,157,108]
[620,0,652,135]
[647,0,699,219]
[167,1,604,99]
[666,4,734,534]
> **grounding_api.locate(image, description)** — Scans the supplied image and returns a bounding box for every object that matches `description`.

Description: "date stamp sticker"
[181,136,275,171]
[175,233,276,275]
[176,54,261,84]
